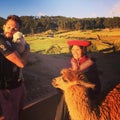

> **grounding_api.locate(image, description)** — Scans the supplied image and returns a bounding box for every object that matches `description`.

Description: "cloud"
[109,1,120,16]
[38,12,46,17]
[90,13,98,18]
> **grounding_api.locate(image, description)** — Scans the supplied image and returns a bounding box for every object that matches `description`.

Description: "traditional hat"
[67,40,91,47]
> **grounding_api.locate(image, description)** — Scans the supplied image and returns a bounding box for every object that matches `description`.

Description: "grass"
[25,28,120,54]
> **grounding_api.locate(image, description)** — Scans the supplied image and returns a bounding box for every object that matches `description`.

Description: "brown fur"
[52,68,120,120]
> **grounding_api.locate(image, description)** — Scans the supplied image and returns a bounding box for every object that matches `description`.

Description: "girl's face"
[3,19,19,38]
[71,45,83,60]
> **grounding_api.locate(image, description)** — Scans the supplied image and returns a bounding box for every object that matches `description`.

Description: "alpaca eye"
[63,78,67,82]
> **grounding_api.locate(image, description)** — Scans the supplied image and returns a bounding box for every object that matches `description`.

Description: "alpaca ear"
[86,83,95,89]
[78,80,95,89]
[61,68,68,74]
[3,24,5,30]
[77,71,87,81]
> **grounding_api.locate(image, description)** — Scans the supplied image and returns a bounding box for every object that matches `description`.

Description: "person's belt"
[0,80,22,89]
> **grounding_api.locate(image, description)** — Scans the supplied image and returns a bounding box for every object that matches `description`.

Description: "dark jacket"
[0,34,21,89]
[71,56,101,98]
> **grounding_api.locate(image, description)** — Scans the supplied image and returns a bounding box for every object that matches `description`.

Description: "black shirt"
[0,34,20,88]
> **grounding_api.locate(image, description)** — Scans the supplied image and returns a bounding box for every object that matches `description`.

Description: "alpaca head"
[12,31,26,53]
[52,68,95,91]
[13,31,25,44]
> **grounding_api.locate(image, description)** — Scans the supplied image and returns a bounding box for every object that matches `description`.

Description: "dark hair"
[69,46,87,56]
[6,15,22,27]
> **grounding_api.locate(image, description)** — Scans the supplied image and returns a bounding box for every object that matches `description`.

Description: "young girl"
[55,40,101,120]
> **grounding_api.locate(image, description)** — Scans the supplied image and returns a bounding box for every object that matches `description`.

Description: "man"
[0,15,30,120]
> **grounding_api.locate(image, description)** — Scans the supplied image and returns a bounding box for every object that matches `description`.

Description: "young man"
[55,40,101,120]
[0,15,30,120]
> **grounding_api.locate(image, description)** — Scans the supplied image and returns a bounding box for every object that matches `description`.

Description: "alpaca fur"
[13,31,26,54]
[52,68,120,120]
[13,31,26,80]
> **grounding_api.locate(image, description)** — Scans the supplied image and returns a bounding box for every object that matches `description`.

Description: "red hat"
[67,40,91,47]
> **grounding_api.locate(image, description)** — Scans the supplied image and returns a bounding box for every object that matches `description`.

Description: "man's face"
[3,19,19,38]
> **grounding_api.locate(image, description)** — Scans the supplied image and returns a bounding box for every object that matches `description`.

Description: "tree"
[0,17,5,33]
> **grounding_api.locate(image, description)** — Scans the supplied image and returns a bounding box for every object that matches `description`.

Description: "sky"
[0,0,120,19]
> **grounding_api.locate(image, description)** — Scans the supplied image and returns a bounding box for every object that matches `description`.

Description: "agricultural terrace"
[25,28,120,54]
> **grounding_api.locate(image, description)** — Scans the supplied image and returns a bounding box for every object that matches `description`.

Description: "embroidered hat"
[67,40,91,47]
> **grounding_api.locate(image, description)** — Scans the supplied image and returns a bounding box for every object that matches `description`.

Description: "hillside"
[25,28,120,54]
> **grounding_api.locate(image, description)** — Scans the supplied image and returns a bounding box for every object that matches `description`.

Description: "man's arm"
[6,51,24,68]
[5,44,30,68]
[0,35,30,68]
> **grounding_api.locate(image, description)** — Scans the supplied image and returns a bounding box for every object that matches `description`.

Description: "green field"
[25,29,120,54]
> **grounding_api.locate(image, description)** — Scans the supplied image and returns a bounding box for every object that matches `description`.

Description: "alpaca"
[52,68,120,120]
[13,31,27,81]
[13,31,26,54]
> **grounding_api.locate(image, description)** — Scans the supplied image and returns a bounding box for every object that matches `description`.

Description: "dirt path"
[23,53,70,104]
[23,52,120,104]
[20,52,120,120]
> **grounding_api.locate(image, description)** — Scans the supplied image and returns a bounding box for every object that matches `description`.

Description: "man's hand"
[0,116,4,120]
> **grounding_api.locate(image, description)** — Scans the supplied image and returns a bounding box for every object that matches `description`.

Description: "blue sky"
[0,0,120,18]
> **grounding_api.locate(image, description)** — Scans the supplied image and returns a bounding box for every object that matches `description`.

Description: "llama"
[52,68,120,120]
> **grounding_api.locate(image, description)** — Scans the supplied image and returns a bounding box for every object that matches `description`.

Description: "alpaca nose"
[52,79,56,86]
[52,78,56,82]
